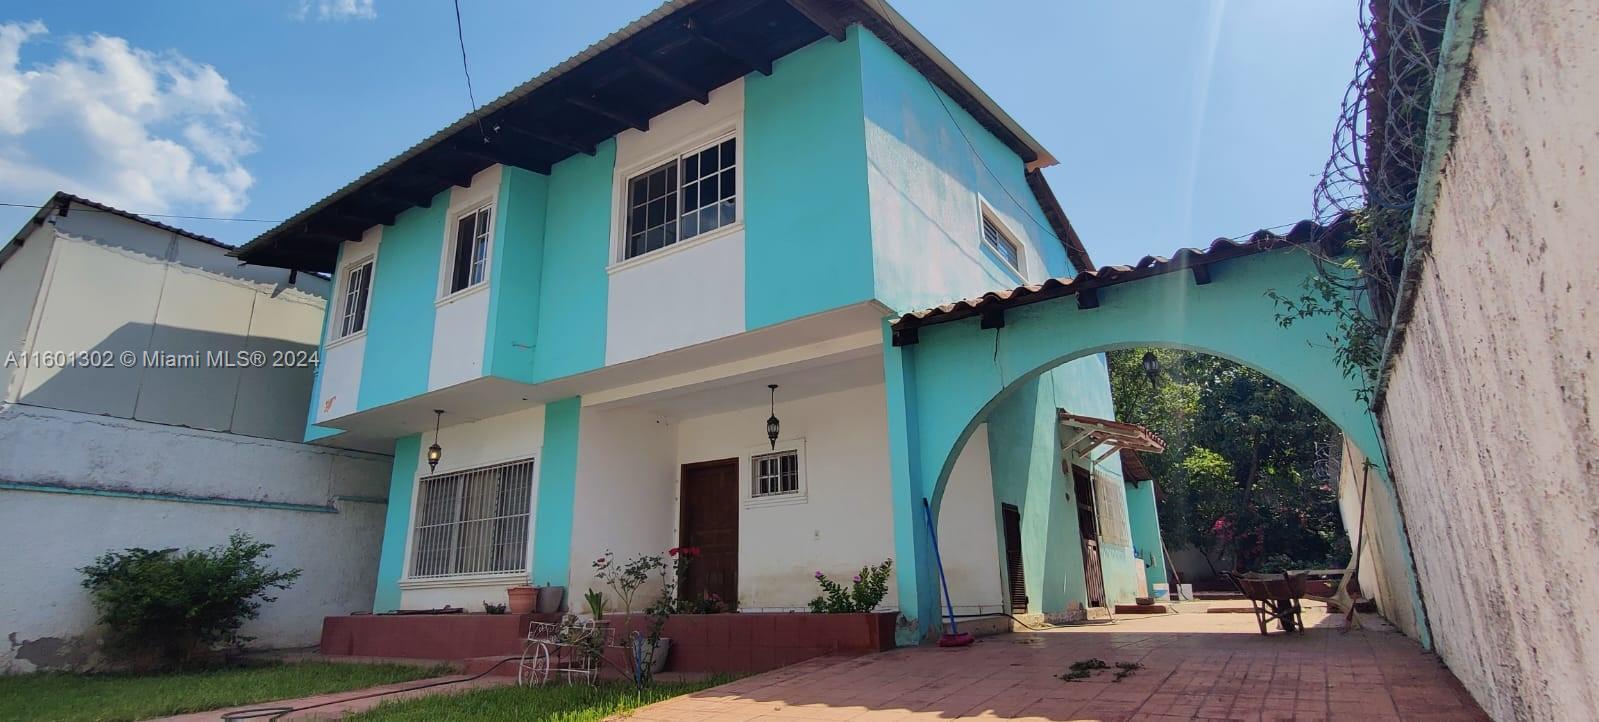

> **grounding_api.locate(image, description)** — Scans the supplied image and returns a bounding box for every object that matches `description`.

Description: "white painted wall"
[10,231,326,443]
[396,404,546,610]
[605,79,746,365]
[1377,2,1599,717]
[0,224,55,402]
[317,227,381,424]
[673,383,897,611]
[0,403,392,673]
[427,166,500,391]
[937,424,1005,614]
[566,407,678,612]
[605,230,745,365]
[1336,437,1418,639]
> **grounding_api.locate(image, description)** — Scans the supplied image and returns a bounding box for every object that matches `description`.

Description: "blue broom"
[922,498,974,647]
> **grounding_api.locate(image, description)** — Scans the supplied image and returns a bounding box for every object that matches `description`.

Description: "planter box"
[602,611,897,674]
[319,612,560,660]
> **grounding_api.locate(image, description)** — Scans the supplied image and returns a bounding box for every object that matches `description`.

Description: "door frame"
[678,457,740,605]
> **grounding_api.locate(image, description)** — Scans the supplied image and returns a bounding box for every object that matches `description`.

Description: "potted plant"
[537,585,566,614]
[507,584,538,614]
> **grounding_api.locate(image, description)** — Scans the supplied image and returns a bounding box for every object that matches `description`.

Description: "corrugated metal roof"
[233,0,1089,273]
[1,192,232,268]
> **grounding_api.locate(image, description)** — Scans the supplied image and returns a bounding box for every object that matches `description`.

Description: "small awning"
[1119,448,1154,483]
[1057,410,1165,466]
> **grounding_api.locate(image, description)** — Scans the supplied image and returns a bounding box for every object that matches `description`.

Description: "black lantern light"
[765,384,780,449]
[427,409,444,472]
[1141,351,1161,387]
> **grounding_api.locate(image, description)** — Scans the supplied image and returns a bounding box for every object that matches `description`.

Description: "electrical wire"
[451,0,491,144]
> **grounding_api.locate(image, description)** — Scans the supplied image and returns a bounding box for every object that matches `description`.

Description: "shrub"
[79,532,301,669]
[807,559,892,613]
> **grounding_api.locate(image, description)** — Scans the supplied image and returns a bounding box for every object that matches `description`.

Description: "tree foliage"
[1107,350,1349,576]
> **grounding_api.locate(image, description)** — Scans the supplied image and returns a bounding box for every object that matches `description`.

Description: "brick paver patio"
[622,602,1488,721]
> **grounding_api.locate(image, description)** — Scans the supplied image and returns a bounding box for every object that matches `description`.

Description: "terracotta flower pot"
[507,585,538,614]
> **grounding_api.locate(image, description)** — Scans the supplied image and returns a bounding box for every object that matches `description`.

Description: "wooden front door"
[679,459,739,608]
[1073,465,1106,607]
[1001,504,1028,614]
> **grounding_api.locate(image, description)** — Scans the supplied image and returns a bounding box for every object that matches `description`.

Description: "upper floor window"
[624,136,737,260]
[447,204,493,295]
[981,212,1022,273]
[336,259,373,339]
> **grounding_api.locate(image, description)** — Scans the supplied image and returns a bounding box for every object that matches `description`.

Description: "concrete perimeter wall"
[0,404,392,673]
[1378,0,1599,718]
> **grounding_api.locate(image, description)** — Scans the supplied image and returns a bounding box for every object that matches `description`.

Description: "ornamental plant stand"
[518,618,613,686]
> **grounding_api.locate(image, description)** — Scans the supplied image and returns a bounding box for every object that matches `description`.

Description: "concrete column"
[883,323,940,644]
[531,396,581,588]
[372,434,421,612]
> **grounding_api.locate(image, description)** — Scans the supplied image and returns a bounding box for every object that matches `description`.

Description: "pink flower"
[814,571,823,579]
[852,575,861,583]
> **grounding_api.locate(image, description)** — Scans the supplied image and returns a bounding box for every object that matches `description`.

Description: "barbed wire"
[1310,0,1449,323]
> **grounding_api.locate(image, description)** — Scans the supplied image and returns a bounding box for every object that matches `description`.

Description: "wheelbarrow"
[1225,571,1308,635]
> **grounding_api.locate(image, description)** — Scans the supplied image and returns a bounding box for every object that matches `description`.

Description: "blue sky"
[0,1,1359,267]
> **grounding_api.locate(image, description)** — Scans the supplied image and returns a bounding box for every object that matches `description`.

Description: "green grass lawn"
[0,661,449,722]
[347,677,731,722]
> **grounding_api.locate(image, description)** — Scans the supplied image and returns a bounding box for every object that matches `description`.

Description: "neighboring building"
[234,0,1144,629]
[0,193,392,672]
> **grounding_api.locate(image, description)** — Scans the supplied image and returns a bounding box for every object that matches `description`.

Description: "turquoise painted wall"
[885,247,1399,638]
[530,143,614,382]
[484,166,549,383]
[985,375,1085,614]
[531,396,581,587]
[859,27,1071,314]
[373,433,420,612]
[358,194,447,409]
[744,29,875,330]
[1125,477,1169,597]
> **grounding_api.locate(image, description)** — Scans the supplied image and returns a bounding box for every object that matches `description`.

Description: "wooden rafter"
[683,19,772,76]
[565,96,649,132]
[627,51,709,104]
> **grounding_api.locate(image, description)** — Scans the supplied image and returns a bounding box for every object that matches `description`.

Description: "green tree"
[1107,349,1346,575]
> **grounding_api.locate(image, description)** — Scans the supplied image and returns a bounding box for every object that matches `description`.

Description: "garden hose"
[220,655,520,721]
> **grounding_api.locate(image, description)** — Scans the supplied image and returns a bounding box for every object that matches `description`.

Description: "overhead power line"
[0,201,278,224]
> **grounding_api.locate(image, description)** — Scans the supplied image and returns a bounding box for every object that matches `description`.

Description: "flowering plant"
[807,559,893,613]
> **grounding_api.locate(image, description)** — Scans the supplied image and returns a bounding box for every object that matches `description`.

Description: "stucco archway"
[880,227,1427,644]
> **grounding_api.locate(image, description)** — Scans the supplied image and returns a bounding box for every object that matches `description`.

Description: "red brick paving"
[621,603,1488,721]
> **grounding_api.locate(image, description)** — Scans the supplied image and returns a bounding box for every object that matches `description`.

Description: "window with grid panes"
[409,459,533,578]
[623,136,737,260]
[751,450,799,498]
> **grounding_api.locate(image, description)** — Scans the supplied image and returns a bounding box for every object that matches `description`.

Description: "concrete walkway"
[622,603,1488,721]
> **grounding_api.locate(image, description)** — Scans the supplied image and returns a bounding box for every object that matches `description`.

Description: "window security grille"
[410,458,533,578]
[751,450,799,498]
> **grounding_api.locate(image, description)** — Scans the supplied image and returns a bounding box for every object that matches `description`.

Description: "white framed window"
[980,208,1023,274]
[744,439,806,507]
[409,458,534,578]
[445,204,493,296]
[753,450,800,497]
[622,135,738,261]
[335,258,373,339]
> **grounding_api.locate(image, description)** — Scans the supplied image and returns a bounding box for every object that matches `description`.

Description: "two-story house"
[235,0,1149,641]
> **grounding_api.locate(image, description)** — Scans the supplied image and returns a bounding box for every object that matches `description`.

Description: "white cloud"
[0,21,255,215]
[294,0,377,22]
